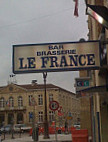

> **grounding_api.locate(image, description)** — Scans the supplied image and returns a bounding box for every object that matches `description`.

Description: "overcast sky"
[0,0,88,93]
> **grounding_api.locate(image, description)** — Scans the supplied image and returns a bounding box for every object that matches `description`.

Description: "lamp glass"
[94,13,103,24]
[87,7,103,24]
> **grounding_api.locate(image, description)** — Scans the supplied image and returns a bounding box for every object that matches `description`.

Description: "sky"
[0,0,88,93]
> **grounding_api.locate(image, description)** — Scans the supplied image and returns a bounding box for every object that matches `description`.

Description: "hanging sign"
[77,80,89,87]
[13,41,101,74]
[75,77,92,93]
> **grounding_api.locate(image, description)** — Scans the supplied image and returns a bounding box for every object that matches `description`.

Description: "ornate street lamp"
[86,4,108,29]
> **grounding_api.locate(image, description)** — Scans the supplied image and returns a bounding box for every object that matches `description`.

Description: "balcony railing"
[0,106,26,111]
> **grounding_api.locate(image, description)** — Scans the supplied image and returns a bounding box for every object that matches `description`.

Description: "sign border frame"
[12,40,101,74]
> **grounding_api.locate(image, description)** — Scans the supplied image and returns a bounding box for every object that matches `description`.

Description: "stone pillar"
[23,111,27,124]
[5,113,8,125]
[14,112,17,124]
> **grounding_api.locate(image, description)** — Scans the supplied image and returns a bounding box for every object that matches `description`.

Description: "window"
[49,111,54,122]
[29,112,33,123]
[18,96,23,107]
[38,95,43,105]
[0,97,5,108]
[29,95,33,106]
[0,114,5,123]
[38,111,43,122]
[17,113,23,124]
[9,97,14,107]
[49,94,53,102]
[87,70,91,77]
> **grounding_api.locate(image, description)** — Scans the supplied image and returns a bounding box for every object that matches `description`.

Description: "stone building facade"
[80,0,108,142]
[0,82,80,127]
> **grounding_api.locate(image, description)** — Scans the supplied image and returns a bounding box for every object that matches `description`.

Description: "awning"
[76,85,107,94]
[86,4,108,29]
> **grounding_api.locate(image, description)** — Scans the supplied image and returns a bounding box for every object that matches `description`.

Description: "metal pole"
[54,113,57,142]
[33,104,35,129]
[32,100,36,142]
[19,126,21,138]
[96,94,101,142]
[90,95,96,142]
[43,72,49,139]
[85,0,87,5]
[11,118,14,139]
[2,122,5,140]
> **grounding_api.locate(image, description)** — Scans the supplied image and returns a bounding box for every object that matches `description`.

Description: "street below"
[1,133,72,142]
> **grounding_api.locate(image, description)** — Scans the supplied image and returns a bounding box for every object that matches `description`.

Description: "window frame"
[49,94,53,102]
[38,95,43,105]
[0,97,5,108]
[9,97,14,107]
[29,95,33,106]
[38,111,43,122]
[18,96,23,107]
[49,111,55,122]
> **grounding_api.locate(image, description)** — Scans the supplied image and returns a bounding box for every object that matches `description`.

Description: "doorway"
[17,113,23,124]
[8,113,14,124]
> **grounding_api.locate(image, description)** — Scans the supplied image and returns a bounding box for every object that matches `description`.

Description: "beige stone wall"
[100,94,108,142]
[80,97,91,135]
[0,83,80,128]
[58,90,80,127]
[84,1,108,142]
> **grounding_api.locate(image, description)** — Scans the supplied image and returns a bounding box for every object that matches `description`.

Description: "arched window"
[9,97,14,107]
[29,95,33,106]
[0,97,5,108]
[18,96,23,107]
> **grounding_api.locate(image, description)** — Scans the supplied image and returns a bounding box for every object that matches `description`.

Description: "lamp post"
[19,121,22,138]
[31,97,36,142]
[43,72,49,139]
[11,118,14,139]
[2,122,5,140]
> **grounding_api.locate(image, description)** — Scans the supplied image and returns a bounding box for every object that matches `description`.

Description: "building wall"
[85,0,108,142]
[58,89,80,126]
[0,83,80,128]
[80,97,91,136]
[100,93,108,142]
[79,69,92,136]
